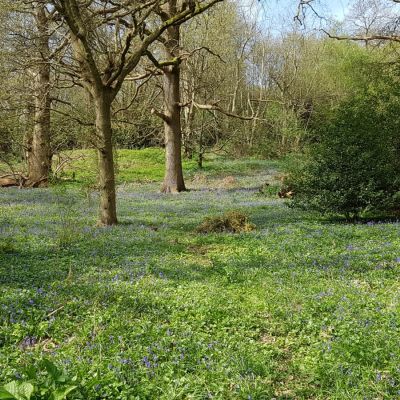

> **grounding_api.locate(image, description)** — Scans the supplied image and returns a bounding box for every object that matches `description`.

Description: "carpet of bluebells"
[0,153,400,399]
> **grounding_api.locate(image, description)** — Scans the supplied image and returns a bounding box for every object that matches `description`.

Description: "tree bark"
[161,24,186,193]
[27,3,51,186]
[94,90,118,225]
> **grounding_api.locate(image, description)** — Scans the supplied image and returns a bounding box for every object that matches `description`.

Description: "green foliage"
[0,359,77,400]
[196,210,255,233]
[0,237,16,254]
[257,182,281,198]
[290,58,400,219]
[58,148,197,185]
[54,149,277,187]
[1,153,400,399]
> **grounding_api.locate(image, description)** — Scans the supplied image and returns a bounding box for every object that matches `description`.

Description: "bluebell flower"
[20,336,37,349]
[142,356,151,368]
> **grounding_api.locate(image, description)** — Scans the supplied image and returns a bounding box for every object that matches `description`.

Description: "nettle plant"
[0,359,78,400]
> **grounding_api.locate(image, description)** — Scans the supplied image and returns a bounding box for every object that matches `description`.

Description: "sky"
[328,0,351,20]
[238,0,352,22]
[236,0,400,37]
[236,0,353,35]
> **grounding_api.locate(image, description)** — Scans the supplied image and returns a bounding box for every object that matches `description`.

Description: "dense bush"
[289,80,400,219]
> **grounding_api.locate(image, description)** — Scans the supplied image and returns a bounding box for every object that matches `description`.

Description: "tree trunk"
[181,70,196,159]
[27,3,51,186]
[198,113,205,169]
[161,24,186,193]
[94,90,118,225]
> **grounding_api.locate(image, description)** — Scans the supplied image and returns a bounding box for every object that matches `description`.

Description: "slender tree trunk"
[197,113,205,169]
[181,70,196,159]
[161,24,186,193]
[27,3,51,186]
[94,89,118,225]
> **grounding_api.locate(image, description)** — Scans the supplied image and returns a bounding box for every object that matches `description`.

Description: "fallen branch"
[0,173,27,188]
[0,173,48,188]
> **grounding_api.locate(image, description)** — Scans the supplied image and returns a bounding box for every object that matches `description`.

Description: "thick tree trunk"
[161,24,186,193]
[27,4,51,186]
[94,90,118,225]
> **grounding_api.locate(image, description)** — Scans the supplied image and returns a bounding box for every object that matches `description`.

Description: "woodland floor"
[0,150,400,399]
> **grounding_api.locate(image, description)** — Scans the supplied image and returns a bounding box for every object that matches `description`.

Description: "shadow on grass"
[0,229,186,289]
[303,211,400,227]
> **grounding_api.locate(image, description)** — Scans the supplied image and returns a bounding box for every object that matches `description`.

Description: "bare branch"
[321,28,400,43]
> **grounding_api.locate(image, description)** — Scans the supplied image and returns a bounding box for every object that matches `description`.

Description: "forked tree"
[48,0,223,225]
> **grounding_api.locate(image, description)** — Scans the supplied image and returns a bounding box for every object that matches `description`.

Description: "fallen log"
[0,174,47,188]
[0,176,20,187]
[0,174,25,188]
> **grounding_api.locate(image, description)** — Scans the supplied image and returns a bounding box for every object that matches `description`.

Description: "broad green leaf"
[50,386,77,400]
[2,381,34,400]
[0,386,17,400]
[55,374,68,384]
[16,383,34,400]
[23,366,37,381]
[3,382,21,400]
[42,359,61,381]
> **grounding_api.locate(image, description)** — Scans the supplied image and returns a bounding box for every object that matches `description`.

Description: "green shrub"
[0,237,16,254]
[289,91,400,220]
[0,359,78,400]
[196,210,255,233]
[257,182,281,198]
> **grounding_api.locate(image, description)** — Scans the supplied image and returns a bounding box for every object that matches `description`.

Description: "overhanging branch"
[321,29,400,43]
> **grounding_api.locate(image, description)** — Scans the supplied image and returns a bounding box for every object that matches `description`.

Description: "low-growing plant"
[257,182,281,198]
[0,237,16,254]
[1,154,400,398]
[196,210,255,233]
[0,359,79,400]
[52,186,82,249]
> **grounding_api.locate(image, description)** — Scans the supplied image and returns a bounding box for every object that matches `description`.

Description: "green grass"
[56,148,277,186]
[0,150,399,399]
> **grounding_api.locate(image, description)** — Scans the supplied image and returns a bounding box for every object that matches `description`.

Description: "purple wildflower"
[142,356,151,368]
[19,336,37,349]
